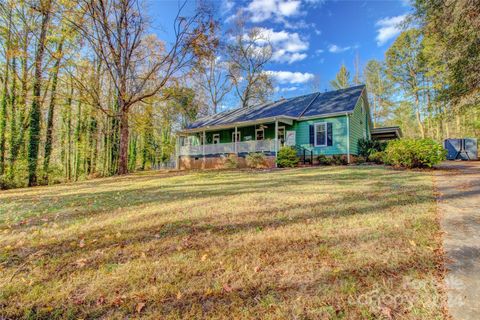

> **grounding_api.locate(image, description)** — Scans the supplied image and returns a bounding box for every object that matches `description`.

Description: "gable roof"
[185,84,366,131]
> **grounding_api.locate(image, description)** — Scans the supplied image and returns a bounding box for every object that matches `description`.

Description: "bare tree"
[70,0,209,175]
[227,18,273,108]
[192,21,231,114]
[195,54,232,114]
[309,74,321,92]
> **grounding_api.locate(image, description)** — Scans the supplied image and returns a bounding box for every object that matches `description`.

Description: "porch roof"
[371,126,403,140]
[182,85,366,133]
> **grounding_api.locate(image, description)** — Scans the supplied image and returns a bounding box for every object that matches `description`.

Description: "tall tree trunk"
[0,64,9,177]
[7,57,17,180]
[118,106,129,175]
[27,0,52,186]
[415,94,425,138]
[9,30,30,179]
[66,93,72,181]
[74,102,82,181]
[0,9,12,176]
[42,39,64,184]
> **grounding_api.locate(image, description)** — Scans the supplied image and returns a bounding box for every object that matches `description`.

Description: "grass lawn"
[0,166,445,319]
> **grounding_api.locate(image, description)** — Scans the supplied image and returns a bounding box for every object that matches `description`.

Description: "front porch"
[177,120,294,156]
[179,139,281,157]
[176,119,294,169]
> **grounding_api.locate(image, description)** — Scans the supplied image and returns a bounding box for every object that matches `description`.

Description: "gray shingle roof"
[186,84,365,130]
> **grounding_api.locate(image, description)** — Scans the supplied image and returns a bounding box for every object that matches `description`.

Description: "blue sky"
[148,0,412,108]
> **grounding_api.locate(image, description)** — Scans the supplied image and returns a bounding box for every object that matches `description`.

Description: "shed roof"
[185,84,366,131]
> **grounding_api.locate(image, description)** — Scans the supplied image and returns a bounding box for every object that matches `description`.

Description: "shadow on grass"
[0,167,443,319]
[3,176,433,270]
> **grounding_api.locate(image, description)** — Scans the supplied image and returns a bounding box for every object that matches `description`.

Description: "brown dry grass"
[0,166,445,319]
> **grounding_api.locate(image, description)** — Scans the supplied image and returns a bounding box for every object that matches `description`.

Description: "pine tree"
[330,64,351,90]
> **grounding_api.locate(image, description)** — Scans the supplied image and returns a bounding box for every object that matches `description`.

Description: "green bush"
[276,146,299,168]
[332,154,348,165]
[353,156,366,164]
[246,152,267,168]
[369,151,385,164]
[223,155,239,169]
[358,138,387,161]
[317,154,332,165]
[383,138,446,168]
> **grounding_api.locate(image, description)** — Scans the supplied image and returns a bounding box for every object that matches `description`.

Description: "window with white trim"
[212,133,220,144]
[255,128,264,140]
[314,123,327,147]
[278,126,285,143]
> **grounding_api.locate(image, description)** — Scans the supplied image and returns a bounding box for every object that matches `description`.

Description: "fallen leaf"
[176,291,183,300]
[409,240,416,247]
[79,240,85,248]
[136,302,146,313]
[201,254,208,261]
[254,266,260,273]
[75,258,87,268]
[223,284,233,293]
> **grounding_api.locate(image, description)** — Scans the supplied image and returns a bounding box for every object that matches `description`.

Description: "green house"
[176,85,375,169]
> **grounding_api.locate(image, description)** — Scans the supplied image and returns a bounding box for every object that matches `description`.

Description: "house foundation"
[178,154,276,170]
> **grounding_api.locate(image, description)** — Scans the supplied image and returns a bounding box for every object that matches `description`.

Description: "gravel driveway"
[436,161,480,320]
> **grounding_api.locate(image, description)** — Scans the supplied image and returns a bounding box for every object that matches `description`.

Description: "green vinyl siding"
[348,94,371,155]
[294,115,348,156]
[185,90,372,157]
[293,91,372,156]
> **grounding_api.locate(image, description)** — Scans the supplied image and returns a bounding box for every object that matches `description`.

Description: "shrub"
[353,156,366,164]
[224,155,239,169]
[369,151,385,164]
[317,154,332,165]
[358,138,387,161]
[276,146,299,168]
[246,152,267,168]
[332,154,348,165]
[383,138,446,168]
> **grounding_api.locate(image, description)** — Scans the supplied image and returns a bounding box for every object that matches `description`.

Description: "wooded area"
[0,0,478,189]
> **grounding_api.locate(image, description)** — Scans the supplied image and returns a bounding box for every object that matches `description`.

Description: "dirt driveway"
[435,161,480,320]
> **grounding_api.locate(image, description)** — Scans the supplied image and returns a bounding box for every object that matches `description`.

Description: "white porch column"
[203,130,206,168]
[175,135,180,170]
[234,126,238,154]
[346,113,351,164]
[274,119,279,167]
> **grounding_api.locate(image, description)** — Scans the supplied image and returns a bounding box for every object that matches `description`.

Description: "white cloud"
[274,86,299,92]
[266,71,315,84]
[257,28,309,64]
[246,0,302,23]
[375,14,407,46]
[222,0,235,12]
[328,44,351,53]
[282,19,314,30]
[315,49,324,54]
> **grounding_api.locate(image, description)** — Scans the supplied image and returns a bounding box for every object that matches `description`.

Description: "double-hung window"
[314,123,327,147]
[256,128,264,140]
[212,134,220,144]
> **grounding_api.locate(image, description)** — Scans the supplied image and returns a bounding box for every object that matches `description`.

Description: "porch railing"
[179,140,281,156]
